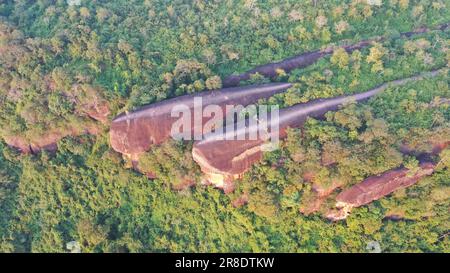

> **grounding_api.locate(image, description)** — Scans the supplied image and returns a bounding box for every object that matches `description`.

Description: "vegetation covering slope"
[0,0,449,252]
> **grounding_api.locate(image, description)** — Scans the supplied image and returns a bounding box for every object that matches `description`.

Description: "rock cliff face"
[193,71,441,190]
[2,84,110,154]
[223,50,328,87]
[326,162,436,221]
[3,125,100,154]
[109,83,292,157]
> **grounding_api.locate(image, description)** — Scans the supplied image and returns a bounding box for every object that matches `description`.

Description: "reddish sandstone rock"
[193,139,266,183]
[326,162,436,221]
[193,71,441,188]
[232,193,249,208]
[300,179,343,215]
[3,124,99,154]
[79,95,110,124]
[399,137,450,157]
[335,162,436,207]
[222,23,448,87]
[109,83,292,157]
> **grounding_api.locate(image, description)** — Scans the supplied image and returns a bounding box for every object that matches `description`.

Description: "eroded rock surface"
[326,162,436,221]
[72,84,111,124]
[193,70,442,189]
[4,125,99,154]
[1,82,110,154]
[223,23,449,87]
[110,83,292,157]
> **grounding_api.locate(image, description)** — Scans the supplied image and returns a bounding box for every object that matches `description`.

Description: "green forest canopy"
[0,0,449,252]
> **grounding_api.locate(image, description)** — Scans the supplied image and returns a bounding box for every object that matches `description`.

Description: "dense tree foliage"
[0,0,449,252]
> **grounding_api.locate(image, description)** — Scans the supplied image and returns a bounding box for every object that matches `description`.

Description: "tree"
[331,48,350,69]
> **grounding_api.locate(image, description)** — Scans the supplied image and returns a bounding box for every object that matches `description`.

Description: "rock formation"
[223,23,449,87]
[109,83,292,158]
[193,70,442,190]
[2,83,110,154]
[326,161,436,221]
